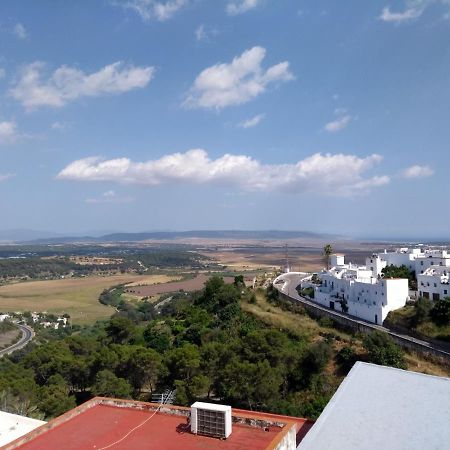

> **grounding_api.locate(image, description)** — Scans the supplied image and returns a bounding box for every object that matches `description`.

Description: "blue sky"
[1,0,449,238]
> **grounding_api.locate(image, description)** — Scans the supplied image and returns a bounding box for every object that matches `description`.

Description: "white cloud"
[14,23,27,39]
[379,6,423,22]
[401,164,434,178]
[58,149,388,196]
[379,0,450,23]
[120,0,189,21]
[0,173,14,182]
[183,46,294,110]
[0,68,6,79]
[226,0,260,16]
[51,121,68,131]
[239,113,265,128]
[195,24,206,41]
[0,121,18,144]
[86,190,134,204]
[10,61,154,111]
[324,114,351,132]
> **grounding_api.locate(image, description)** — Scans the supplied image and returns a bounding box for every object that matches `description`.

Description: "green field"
[0,274,180,325]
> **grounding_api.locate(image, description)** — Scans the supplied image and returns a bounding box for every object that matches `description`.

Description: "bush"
[363,331,406,369]
[430,298,450,326]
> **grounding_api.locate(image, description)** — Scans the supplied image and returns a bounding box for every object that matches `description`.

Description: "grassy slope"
[242,292,450,378]
[387,306,450,342]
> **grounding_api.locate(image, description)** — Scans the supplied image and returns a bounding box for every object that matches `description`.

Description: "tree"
[323,244,333,270]
[117,346,161,394]
[382,264,416,290]
[92,370,132,399]
[430,298,450,326]
[411,297,432,328]
[38,375,76,418]
[363,331,406,369]
[105,316,136,344]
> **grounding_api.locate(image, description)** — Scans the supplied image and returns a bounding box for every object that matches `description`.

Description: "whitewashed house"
[313,255,409,324]
[376,248,450,277]
[418,266,450,301]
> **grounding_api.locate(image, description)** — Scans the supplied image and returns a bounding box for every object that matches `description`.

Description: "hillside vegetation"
[0,277,448,422]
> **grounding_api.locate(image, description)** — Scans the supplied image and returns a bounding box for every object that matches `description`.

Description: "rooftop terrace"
[3,398,313,450]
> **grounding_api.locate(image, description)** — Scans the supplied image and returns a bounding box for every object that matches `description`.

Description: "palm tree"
[323,244,333,270]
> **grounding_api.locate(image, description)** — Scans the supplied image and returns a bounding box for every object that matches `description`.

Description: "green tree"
[430,298,450,326]
[363,331,406,369]
[105,316,136,344]
[382,264,416,290]
[323,244,333,270]
[411,297,432,328]
[38,375,76,418]
[92,370,132,399]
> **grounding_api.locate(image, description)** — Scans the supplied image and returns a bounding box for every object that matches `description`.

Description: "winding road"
[0,324,34,357]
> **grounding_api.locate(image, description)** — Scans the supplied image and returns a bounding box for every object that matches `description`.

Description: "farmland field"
[0,274,180,325]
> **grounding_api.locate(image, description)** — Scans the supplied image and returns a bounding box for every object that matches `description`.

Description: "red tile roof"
[4,398,313,450]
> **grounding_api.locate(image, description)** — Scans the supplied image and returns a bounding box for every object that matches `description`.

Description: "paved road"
[0,324,34,357]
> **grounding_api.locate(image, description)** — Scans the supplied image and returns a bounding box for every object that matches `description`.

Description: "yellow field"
[0,274,179,325]
[124,274,182,287]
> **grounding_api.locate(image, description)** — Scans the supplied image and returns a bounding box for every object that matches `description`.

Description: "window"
[434,283,437,288]
[444,290,448,295]
[421,261,424,266]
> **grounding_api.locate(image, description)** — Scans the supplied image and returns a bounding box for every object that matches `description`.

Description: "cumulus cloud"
[0,121,18,144]
[239,113,265,128]
[0,173,14,182]
[14,23,27,39]
[379,0,450,23]
[119,0,189,21]
[324,114,351,132]
[86,190,134,204]
[183,46,294,110]
[401,164,434,178]
[58,149,389,196]
[226,0,260,15]
[10,61,154,111]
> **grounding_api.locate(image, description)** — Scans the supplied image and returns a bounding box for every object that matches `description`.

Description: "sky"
[1,0,450,239]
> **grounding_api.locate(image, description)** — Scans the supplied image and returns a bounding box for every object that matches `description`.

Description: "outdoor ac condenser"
[190,402,232,439]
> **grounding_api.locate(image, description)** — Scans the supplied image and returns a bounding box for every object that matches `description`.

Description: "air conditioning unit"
[190,402,232,439]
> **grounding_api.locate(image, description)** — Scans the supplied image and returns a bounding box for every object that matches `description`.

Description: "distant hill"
[20,230,338,244]
[0,229,64,243]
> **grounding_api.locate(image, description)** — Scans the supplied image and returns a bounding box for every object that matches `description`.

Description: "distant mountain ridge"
[0,229,339,244]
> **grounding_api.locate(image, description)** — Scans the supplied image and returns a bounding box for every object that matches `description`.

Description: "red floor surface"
[17,404,288,450]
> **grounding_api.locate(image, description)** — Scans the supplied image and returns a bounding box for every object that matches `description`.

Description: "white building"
[298,362,450,450]
[0,411,45,447]
[376,247,450,277]
[418,266,449,301]
[313,255,408,324]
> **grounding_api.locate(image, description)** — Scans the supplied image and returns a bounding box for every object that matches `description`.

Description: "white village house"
[373,247,450,301]
[313,254,409,324]
[375,247,450,277]
[418,266,449,301]
[274,254,409,325]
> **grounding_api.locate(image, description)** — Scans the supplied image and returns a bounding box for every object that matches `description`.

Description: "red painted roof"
[6,399,313,450]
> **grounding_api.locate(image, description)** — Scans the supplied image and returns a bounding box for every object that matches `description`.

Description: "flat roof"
[0,412,46,447]
[5,398,313,450]
[298,362,450,450]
